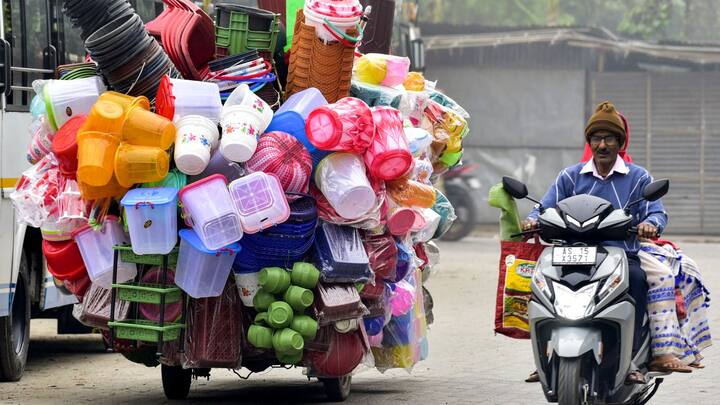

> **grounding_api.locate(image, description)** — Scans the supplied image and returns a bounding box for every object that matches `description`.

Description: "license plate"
[552,246,597,266]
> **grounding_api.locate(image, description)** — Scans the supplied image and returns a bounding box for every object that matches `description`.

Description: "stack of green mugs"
[247,262,321,364]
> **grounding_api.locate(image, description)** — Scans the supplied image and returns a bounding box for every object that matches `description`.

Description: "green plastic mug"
[247,324,273,349]
[253,290,277,311]
[259,267,291,294]
[272,328,304,353]
[254,312,269,326]
[276,347,304,365]
[268,301,294,329]
[290,315,319,340]
[291,262,321,289]
[283,285,314,312]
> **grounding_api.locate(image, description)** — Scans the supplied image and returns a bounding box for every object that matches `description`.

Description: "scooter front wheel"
[557,357,586,405]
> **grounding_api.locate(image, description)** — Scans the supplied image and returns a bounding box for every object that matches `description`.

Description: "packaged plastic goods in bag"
[361,230,398,281]
[314,222,372,283]
[364,107,413,181]
[182,282,243,369]
[305,98,375,153]
[74,283,130,329]
[314,282,369,326]
[386,178,437,209]
[314,153,376,220]
[431,189,457,239]
[10,154,61,227]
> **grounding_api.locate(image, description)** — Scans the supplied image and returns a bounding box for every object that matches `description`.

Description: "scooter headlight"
[597,261,624,302]
[553,282,598,320]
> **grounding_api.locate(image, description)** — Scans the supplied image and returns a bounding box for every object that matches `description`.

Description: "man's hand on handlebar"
[637,222,658,239]
[521,219,538,231]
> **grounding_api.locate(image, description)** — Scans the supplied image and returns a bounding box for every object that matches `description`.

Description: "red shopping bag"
[494,238,545,339]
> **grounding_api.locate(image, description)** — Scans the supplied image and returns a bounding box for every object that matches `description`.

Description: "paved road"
[1,237,718,404]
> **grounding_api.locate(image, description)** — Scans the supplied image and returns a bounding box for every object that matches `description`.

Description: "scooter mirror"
[642,179,670,202]
[502,176,528,199]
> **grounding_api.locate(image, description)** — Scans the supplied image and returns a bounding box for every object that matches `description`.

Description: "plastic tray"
[108,319,184,343]
[113,283,182,304]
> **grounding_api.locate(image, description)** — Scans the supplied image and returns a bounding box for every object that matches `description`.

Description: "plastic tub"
[43,76,105,130]
[114,143,170,188]
[120,187,179,255]
[233,268,261,307]
[364,106,412,180]
[121,106,175,150]
[175,229,240,298]
[314,153,375,220]
[305,97,374,153]
[228,172,289,234]
[174,115,219,175]
[220,105,264,163]
[76,131,120,187]
[72,216,137,289]
[52,115,87,178]
[41,239,87,281]
[276,88,328,119]
[178,174,243,250]
[98,91,150,113]
[156,76,222,123]
[85,100,124,135]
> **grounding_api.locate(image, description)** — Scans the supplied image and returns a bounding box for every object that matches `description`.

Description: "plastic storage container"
[175,229,241,298]
[72,216,137,288]
[228,172,290,233]
[314,153,376,220]
[156,76,222,123]
[43,76,105,130]
[179,174,243,250]
[120,187,179,255]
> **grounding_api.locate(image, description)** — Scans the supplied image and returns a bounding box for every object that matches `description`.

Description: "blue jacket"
[528,159,668,253]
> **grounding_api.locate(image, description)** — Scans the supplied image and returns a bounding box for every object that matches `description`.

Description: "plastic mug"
[76,131,120,187]
[259,267,291,294]
[253,290,277,311]
[268,301,294,329]
[283,286,314,312]
[254,312,269,326]
[234,268,262,307]
[174,115,219,175]
[114,143,170,187]
[291,262,320,289]
[290,315,318,340]
[248,324,273,349]
[272,328,304,352]
[219,105,264,163]
[276,348,303,365]
[85,100,124,135]
[121,106,176,150]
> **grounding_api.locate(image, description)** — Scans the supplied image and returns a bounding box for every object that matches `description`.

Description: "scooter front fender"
[549,327,602,364]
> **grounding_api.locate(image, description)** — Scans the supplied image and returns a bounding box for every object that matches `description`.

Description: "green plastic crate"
[215,5,281,54]
[108,320,184,343]
[114,245,179,266]
[113,283,182,304]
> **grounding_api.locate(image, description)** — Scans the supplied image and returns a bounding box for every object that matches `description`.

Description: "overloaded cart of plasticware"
[10,0,471,401]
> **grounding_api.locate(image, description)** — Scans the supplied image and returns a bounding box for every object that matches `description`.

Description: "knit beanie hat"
[585,101,627,146]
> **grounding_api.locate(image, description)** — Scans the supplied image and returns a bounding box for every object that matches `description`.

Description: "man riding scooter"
[522,101,692,384]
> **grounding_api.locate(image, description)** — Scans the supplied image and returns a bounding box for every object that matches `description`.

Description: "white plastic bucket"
[174,115,220,175]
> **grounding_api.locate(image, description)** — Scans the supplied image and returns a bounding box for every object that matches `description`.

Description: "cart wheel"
[161,364,191,400]
[321,376,352,402]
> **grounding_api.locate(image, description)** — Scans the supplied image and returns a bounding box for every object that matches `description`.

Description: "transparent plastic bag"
[309,184,385,230]
[314,222,373,284]
[398,91,430,127]
[73,283,130,330]
[313,283,369,326]
[431,189,457,239]
[386,178,437,209]
[26,116,55,164]
[10,154,61,227]
[361,230,398,282]
[182,282,243,369]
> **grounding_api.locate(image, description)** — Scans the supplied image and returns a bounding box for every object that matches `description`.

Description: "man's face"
[588,130,621,166]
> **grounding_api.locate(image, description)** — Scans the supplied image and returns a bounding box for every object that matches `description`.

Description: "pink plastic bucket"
[364,107,413,180]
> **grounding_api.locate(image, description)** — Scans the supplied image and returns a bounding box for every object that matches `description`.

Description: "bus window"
[131,0,165,23]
